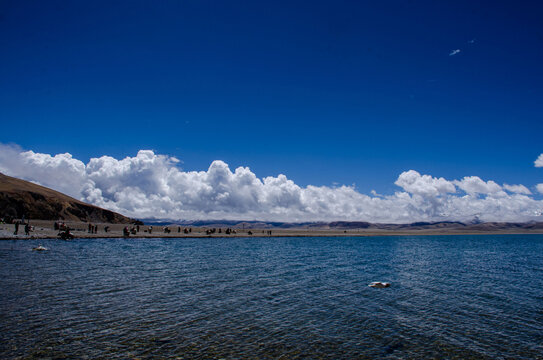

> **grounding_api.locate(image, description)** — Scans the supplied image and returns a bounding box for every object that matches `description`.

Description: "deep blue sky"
[1,0,542,194]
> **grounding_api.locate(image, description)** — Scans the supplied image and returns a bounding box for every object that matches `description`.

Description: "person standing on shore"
[14,220,19,235]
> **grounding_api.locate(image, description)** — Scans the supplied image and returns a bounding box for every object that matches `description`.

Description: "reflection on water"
[1,235,542,359]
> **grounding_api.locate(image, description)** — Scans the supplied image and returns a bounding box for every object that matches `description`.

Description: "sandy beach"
[2,220,543,240]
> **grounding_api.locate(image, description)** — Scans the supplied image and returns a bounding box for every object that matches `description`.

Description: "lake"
[1,235,542,359]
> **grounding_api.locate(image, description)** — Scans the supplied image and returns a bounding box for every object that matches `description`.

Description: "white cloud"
[370,190,382,197]
[503,183,531,195]
[537,184,543,195]
[1,143,542,223]
[0,144,88,198]
[395,170,455,197]
[449,49,461,56]
[535,154,543,167]
[454,176,503,196]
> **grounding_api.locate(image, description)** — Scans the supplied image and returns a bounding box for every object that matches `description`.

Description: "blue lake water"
[1,235,542,359]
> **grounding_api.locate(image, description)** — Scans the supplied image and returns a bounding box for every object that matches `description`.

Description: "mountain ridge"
[141,218,543,231]
[0,172,134,223]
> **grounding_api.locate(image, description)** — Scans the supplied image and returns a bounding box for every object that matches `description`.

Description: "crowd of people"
[204,227,238,235]
[2,217,271,238]
[5,217,34,236]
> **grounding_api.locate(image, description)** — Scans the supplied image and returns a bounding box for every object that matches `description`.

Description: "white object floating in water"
[368,281,390,288]
[32,245,48,251]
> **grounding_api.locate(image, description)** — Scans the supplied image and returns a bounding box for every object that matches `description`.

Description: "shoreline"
[1,220,543,240]
[3,233,543,241]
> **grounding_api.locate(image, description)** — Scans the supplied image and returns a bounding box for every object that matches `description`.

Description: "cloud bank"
[1,144,542,223]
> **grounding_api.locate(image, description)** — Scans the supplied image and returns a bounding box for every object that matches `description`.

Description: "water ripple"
[1,235,542,359]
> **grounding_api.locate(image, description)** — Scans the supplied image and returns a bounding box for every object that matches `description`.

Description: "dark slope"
[0,173,133,223]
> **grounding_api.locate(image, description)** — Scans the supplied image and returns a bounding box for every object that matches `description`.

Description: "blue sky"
[1,0,542,197]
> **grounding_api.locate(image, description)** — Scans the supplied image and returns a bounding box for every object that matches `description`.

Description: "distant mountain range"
[0,173,133,223]
[143,218,543,232]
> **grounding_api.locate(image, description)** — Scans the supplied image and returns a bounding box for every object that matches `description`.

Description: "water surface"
[1,235,542,359]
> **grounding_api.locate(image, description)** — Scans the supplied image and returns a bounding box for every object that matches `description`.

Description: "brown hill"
[0,172,134,223]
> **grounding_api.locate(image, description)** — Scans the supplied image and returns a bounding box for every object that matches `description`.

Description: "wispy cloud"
[449,49,461,56]
[468,38,476,44]
[0,143,542,223]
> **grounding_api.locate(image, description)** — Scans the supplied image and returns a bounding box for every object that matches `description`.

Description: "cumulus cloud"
[454,176,503,196]
[1,143,542,223]
[0,144,88,197]
[449,49,461,56]
[503,184,531,195]
[535,154,543,167]
[537,184,543,195]
[395,170,455,197]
